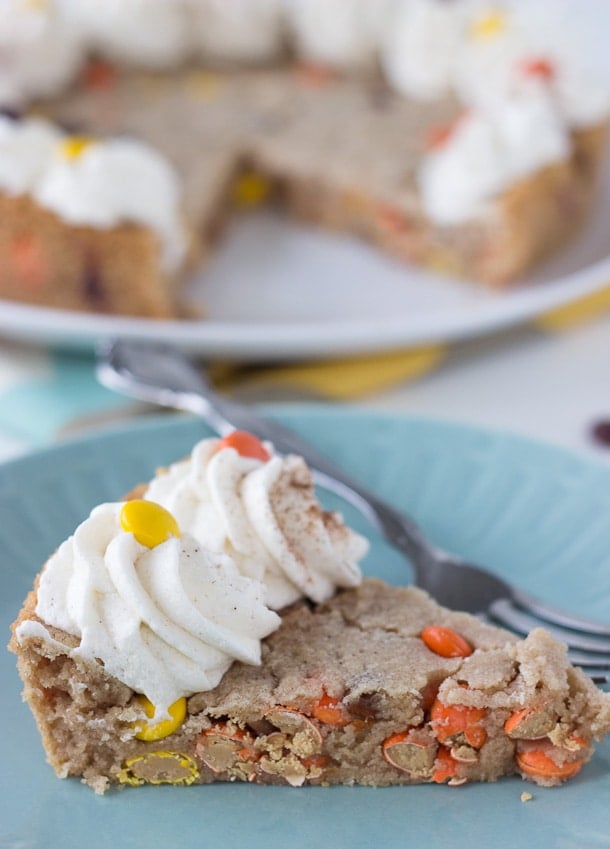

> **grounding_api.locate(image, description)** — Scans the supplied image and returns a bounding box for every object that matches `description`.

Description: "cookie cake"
[9,431,610,793]
[0,0,608,318]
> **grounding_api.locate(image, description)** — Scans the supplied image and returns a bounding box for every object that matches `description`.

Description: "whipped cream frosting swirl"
[31,503,281,714]
[145,438,367,610]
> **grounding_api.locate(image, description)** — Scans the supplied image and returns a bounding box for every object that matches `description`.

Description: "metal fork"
[97,339,610,683]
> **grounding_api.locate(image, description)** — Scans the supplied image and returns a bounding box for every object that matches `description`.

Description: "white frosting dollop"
[286,0,392,69]
[188,0,287,64]
[144,437,367,610]
[33,135,187,271]
[417,84,570,224]
[382,0,609,128]
[0,116,62,196]
[0,0,84,105]
[30,502,281,714]
[454,2,610,128]
[60,0,191,69]
[382,0,470,101]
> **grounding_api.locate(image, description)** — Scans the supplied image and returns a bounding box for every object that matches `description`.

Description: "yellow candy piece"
[184,69,223,101]
[59,136,95,161]
[119,500,181,548]
[117,751,199,786]
[133,695,187,742]
[232,171,271,208]
[472,9,507,39]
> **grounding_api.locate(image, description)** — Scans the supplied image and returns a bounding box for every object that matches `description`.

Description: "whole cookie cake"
[0,0,608,317]
[9,431,610,793]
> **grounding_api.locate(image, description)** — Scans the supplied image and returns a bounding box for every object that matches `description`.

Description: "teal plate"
[2,409,610,849]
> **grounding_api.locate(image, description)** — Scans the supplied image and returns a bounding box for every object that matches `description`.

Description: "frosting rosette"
[144,437,367,610]
[32,503,281,715]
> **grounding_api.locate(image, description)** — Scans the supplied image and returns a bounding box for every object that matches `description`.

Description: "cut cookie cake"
[0,0,608,317]
[9,431,610,794]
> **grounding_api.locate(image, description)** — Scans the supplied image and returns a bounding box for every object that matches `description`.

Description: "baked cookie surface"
[11,578,610,794]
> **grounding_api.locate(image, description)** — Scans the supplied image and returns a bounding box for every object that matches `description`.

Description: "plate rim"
[1,405,608,482]
[3,407,610,849]
[1,245,610,360]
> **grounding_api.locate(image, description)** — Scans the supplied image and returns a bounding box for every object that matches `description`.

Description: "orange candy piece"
[421,625,473,659]
[377,202,412,234]
[522,57,555,80]
[383,730,410,750]
[217,430,270,462]
[516,748,584,781]
[201,723,259,763]
[82,58,118,90]
[10,235,49,292]
[311,692,351,727]
[504,706,533,737]
[294,61,337,88]
[425,111,469,152]
[430,698,488,749]
[425,121,458,151]
[432,748,460,784]
[301,753,331,770]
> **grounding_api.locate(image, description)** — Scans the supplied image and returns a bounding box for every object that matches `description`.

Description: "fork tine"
[489,599,610,655]
[510,588,610,637]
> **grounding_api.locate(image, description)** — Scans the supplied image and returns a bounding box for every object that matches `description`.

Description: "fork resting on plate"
[97,339,610,684]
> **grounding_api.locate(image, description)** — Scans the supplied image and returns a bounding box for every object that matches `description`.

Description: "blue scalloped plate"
[2,409,609,849]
